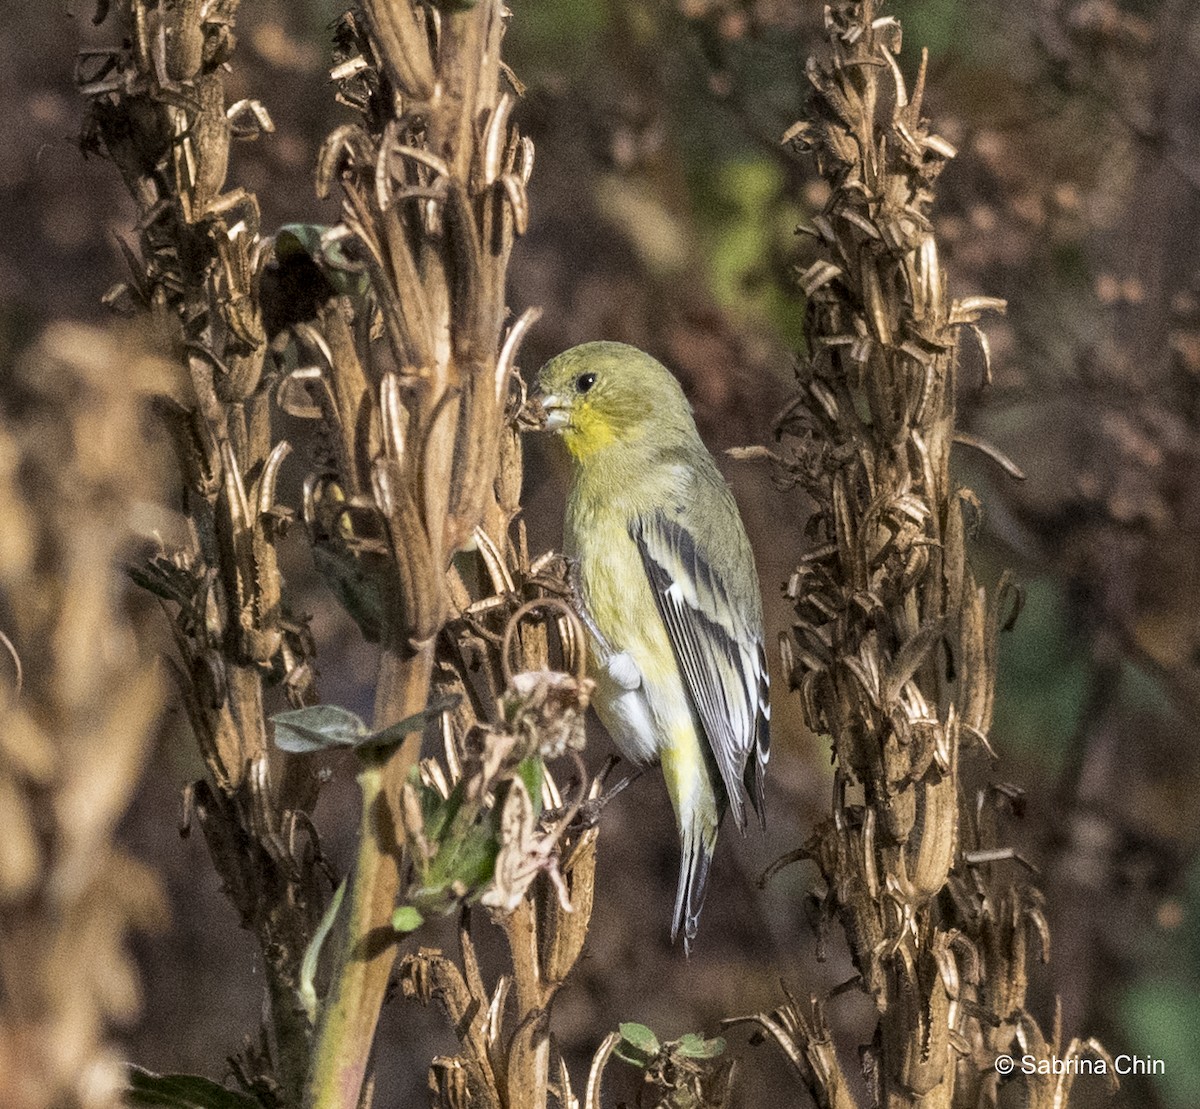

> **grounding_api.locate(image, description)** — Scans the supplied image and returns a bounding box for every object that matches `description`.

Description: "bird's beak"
[541,394,570,431]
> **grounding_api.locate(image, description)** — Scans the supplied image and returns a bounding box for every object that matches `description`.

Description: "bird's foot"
[569,766,643,831]
[543,757,643,833]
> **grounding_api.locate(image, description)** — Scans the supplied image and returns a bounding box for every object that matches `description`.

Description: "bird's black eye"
[575,372,597,394]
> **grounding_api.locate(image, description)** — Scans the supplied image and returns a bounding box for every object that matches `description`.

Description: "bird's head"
[536,342,694,463]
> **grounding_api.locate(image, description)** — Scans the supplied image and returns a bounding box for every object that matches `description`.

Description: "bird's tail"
[662,726,723,954]
[670,800,720,956]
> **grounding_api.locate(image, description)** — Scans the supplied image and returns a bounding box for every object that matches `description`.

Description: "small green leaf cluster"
[614,1022,726,1068]
[612,1022,731,1109]
[395,746,547,930]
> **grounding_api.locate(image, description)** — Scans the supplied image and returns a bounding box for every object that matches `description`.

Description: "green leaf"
[127,1067,263,1109]
[391,905,425,933]
[271,705,366,753]
[614,1022,661,1067]
[421,821,500,894]
[299,879,347,1023]
[272,695,460,758]
[515,756,544,819]
[618,1022,661,1052]
[357,694,462,756]
[274,224,370,299]
[675,1033,726,1059]
[274,223,325,261]
[309,545,385,643]
[421,775,468,843]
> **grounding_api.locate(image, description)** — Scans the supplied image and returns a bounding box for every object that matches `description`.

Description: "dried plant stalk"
[0,324,171,1109]
[285,4,595,1107]
[74,0,594,1103]
[78,3,326,1102]
[763,3,1098,1106]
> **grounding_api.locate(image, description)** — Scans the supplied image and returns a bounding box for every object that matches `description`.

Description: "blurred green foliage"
[512,0,808,341]
[1121,857,1200,1109]
[688,157,804,345]
[1122,979,1200,1109]
[890,0,966,62]
[992,574,1091,773]
[508,0,609,72]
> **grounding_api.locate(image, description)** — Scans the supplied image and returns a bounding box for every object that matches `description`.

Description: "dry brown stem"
[74,0,594,1104]
[288,4,597,1107]
[401,819,600,1109]
[766,3,1095,1106]
[78,3,326,1102]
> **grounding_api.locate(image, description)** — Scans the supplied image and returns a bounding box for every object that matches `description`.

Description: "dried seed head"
[501,669,594,760]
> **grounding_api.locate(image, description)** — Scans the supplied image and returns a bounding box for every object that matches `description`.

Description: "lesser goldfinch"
[537,341,769,952]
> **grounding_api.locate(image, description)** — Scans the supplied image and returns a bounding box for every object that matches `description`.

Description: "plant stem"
[304,644,434,1109]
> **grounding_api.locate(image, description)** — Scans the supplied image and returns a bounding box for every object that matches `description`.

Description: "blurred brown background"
[3,1,1200,1106]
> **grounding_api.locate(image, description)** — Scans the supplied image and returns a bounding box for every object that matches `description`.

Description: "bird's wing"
[631,508,769,831]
